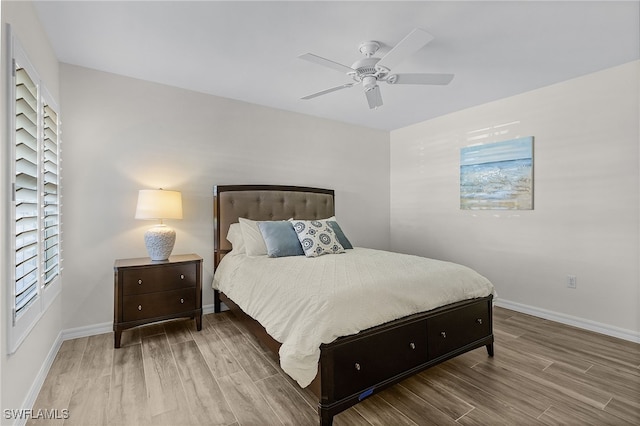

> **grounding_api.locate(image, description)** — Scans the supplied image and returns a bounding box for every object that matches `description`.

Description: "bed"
[212,184,494,426]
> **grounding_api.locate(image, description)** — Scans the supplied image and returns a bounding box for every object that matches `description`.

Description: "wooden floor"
[29,307,640,425]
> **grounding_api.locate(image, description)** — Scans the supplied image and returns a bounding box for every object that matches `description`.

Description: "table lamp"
[135,189,183,260]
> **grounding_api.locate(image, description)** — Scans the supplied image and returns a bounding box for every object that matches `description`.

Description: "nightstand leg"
[196,314,202,331]
[114,330,122,348]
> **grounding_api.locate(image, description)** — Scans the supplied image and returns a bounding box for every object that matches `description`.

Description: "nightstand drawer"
[122,263,196,295]
[122,288,196,322]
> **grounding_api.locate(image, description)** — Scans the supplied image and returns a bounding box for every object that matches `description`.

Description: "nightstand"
[113,253,203,348]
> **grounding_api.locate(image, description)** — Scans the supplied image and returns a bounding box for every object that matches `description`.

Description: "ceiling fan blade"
[365,86,383,109]
[390,73,454,85]
[376,28,435,71]
[298,53,354,74]
[301,83,356,100]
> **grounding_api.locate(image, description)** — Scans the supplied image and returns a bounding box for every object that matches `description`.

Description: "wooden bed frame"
[212,184,494,426]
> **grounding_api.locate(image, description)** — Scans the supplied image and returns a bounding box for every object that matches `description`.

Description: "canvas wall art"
[460,136,533,210]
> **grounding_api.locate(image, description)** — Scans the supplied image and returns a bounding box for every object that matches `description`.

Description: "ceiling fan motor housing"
[351,57,380,77]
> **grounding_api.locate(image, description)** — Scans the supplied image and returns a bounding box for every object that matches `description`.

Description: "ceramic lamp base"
[144,224,176,261]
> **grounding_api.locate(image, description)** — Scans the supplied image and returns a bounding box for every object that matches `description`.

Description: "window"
[8,31,62,353]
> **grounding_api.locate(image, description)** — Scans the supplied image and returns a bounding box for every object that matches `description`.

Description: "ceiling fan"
[298,28,454,109]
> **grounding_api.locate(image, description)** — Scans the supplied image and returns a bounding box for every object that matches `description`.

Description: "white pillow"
[238,217,268,256]
[291,219,345,258]
[226,223,246,254]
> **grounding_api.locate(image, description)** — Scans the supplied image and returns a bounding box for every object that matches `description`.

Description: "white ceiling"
[33,1,639,131]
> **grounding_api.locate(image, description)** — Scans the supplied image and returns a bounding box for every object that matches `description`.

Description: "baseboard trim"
[61,321,112,341]
[494,298,640,343]
[60,304,221,341]
[15,332,63,426]
[203,303,218,314]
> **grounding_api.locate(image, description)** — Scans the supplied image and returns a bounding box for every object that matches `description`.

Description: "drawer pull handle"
[354,363,361,371]
[409,342,416,350]
[476,318,483,324]
[180,274,185,280]
[440,331,447,338]
[138,279,142,285]
[180,298,184,304]
[138,305,142,311]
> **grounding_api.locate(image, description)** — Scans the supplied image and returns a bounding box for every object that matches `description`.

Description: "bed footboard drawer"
[427,300,491,359]
[330,320,427,400]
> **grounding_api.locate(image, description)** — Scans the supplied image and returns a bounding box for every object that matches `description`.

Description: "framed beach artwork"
[460,136,534,210]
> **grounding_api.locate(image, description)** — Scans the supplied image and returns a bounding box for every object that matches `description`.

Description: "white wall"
[1,0,63,421]
[391,61,640,339]
[59,64,390,330]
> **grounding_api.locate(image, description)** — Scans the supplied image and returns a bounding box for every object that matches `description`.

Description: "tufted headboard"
[213,185,335,266]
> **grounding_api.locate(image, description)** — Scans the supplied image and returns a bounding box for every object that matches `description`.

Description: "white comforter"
[212,247,494,387]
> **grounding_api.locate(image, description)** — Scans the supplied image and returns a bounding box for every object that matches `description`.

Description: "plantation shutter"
[42,102,60,285]
[14,65,40,314]
[8,25,62,353]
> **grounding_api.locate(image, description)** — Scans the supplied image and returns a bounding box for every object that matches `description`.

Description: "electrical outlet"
[567,275,577,289]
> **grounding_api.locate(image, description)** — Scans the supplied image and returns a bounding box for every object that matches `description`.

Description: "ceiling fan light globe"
[362,76,378,91]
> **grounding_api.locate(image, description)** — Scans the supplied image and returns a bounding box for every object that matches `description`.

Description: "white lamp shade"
[135,189,183,220]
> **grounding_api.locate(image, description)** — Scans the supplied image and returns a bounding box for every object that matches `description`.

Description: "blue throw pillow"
[328,221,353,249]
[291,220,345,258]
[257,221,304,258]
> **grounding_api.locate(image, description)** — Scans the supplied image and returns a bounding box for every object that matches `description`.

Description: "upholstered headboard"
[213,185,335,266]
